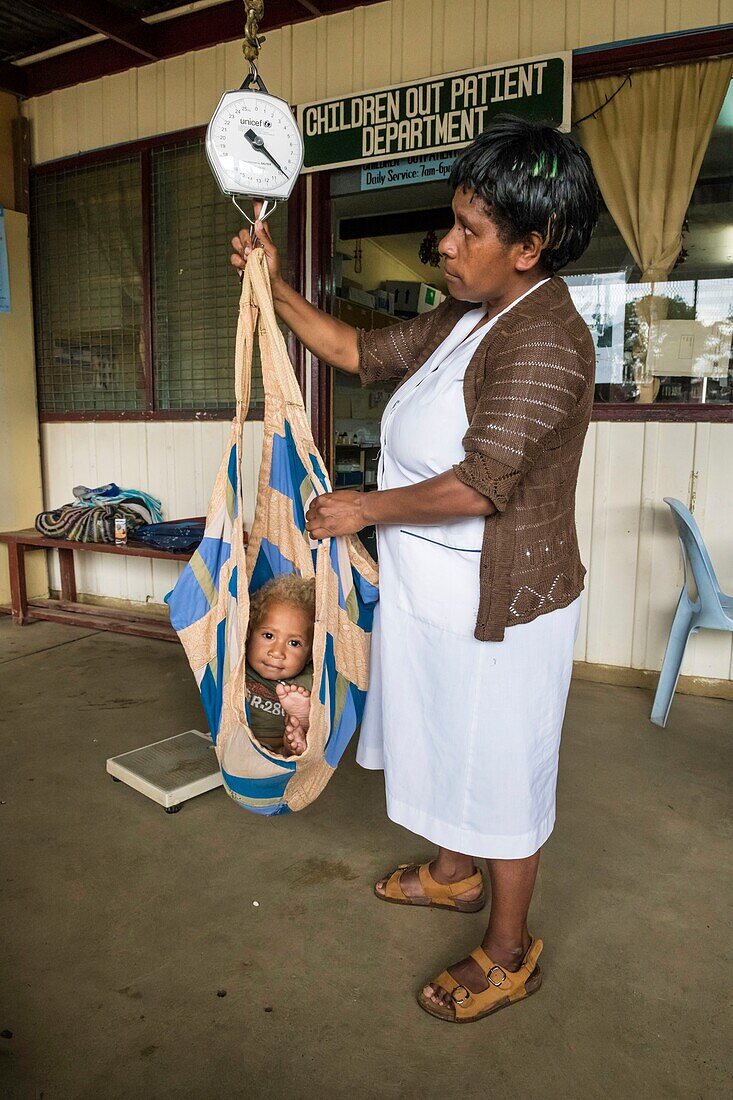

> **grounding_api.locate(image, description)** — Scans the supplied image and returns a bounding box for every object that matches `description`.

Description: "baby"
[245,574,315,757]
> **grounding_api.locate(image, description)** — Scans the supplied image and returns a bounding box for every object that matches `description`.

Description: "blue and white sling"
[166,249,379,813]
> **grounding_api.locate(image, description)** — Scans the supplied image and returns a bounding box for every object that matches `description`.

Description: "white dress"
[356,285,581,859]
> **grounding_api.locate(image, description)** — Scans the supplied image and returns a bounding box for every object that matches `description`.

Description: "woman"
[231,116,600,1024]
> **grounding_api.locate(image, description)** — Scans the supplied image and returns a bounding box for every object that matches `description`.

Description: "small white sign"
[361,153,457,191]
[647,319,731,378]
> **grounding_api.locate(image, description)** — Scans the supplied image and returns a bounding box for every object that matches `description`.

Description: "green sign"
[297,53,571,172]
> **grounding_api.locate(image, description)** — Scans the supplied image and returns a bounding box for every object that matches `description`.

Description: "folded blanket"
[35,484,163,544]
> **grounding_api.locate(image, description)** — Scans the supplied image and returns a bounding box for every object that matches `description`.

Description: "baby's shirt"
[245,662,313,739]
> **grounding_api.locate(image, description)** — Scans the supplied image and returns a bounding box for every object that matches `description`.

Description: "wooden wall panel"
[384,0,402,83]
[528,0,568,55]
[0,211,47,605]
[291,21,319,104]
[664,0,721,32]
[399,0,434,81]
[224,39,248,97]
[486,0,522,62]
[77,81,105,151]
[585,422,646,668]
[441,0,480,74]
[39,417,732,682]
[683,423,733,679]
[630,424,695,674]
[23,0,733,160]
[326,11,359,96]
[573,421,597,662]
[40,422,263,606]
[136,62,162,138]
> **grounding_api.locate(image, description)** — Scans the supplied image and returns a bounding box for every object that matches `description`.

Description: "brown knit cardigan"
[356,276,595,642]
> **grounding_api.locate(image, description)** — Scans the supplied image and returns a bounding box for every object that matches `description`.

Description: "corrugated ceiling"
[0,1,192,63]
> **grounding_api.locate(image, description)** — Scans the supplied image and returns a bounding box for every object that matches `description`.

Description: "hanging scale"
[205,1,304,229]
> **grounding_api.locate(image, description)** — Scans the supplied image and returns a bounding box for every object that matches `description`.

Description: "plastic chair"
[650,498,733,727]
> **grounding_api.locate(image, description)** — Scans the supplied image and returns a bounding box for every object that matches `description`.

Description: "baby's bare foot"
[284,714,307,756]
[276,682,311,732]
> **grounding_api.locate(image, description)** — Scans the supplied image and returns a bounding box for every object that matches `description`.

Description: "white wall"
[23,0,733,163]
[40,418,733,680]
[40,421,264,607]
[23,0,733,681]
[576,422,732,680]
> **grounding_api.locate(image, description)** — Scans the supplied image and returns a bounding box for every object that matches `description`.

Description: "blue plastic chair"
[650,498,733,727]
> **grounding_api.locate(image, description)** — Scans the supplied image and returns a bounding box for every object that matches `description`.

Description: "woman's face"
[438,186,541,303]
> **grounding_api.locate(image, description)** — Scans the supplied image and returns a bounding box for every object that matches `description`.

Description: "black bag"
[132,520,204,553]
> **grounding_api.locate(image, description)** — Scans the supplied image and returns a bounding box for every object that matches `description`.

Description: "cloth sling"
[166,249,379,814]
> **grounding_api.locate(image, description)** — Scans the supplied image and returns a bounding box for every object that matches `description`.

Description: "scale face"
[206,89,304,202]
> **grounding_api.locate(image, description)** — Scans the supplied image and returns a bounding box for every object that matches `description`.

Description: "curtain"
[574,60,733,282]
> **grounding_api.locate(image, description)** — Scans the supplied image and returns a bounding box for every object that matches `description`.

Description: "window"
[31,158,145,413]
[31,135,289,418]
[567,80,733,410]
[152,138,288,412]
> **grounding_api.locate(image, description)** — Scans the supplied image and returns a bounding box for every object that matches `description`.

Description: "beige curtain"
[574,60,733,282]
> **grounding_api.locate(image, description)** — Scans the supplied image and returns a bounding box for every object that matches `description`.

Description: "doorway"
[313,168,454,556]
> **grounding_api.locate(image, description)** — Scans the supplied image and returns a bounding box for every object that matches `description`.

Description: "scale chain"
[243,1,265,63]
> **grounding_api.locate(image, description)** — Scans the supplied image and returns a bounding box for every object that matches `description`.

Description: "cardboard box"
[373,288,396,314]
[345,285,376,309]
[385,280,444,315]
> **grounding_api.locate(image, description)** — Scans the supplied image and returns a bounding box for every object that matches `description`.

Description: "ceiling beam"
[574,25,733,78]
[40,0,160,60]
[19,1,387,97]
[0,60,28,98]
[14,5,731,100]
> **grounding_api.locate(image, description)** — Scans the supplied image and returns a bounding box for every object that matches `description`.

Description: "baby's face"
[247,600,313,681]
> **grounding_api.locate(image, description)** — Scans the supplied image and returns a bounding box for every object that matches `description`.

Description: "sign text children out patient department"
[297,53,571,172]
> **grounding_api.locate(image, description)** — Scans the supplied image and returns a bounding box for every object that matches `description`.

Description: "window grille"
[31,158,145,413]
[30,136,289,417]
[152,137,289,412]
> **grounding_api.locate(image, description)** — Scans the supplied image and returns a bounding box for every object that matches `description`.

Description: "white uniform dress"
[356,283,581,859]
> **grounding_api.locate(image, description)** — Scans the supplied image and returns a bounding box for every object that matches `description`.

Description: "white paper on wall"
[565,271,627,384]
[646,319,732,378]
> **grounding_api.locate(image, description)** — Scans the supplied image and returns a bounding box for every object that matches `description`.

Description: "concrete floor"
[0,617,731,1100]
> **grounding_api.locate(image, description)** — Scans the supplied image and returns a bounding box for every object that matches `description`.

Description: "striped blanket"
[166,249,379,813]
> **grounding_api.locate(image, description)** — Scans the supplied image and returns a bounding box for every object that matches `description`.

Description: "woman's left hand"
[306,491,368,539]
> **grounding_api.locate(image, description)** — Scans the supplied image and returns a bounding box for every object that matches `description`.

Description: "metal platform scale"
[106,730,223,813]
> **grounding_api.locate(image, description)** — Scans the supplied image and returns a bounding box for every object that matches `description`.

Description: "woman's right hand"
[230,200,283,287]
[229,202,360,374]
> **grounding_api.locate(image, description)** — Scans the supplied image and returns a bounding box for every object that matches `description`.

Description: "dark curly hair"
[449,115,600,272]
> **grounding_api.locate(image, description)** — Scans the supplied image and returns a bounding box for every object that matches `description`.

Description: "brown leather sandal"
[375,862,485,913]
[417,938,543,1023]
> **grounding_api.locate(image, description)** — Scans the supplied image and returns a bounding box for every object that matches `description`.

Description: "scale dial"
[206,89,303,201]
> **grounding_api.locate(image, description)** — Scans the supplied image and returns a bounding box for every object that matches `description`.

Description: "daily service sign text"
[297,53,571,172]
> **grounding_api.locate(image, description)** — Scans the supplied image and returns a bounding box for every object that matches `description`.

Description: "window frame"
[31,125,306,423]
[572,44,733,423]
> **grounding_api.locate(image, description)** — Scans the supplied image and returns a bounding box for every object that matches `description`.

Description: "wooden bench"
[0,523,226,642]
